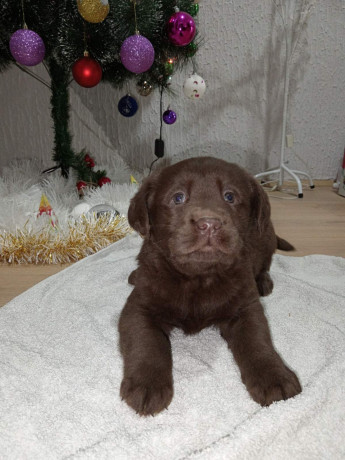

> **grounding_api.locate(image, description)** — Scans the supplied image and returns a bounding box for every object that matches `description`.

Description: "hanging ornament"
[120,34,155,74]
[72,52,102,88]
[183,73,206,99]
[118,94,139,117]
[167,11,196,47]
[136,79,153,96]
[9,28,45,66]
[163,108,177,125]
[77,0,110,23]
[189,3,199,17]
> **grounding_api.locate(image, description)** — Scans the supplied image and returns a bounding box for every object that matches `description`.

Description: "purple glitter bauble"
[163,109,177,125]
[120,35,155,74]
[167,11,196,47]
[9,29,45,66]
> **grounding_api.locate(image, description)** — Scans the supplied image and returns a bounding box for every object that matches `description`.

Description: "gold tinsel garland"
[0,215,131,265]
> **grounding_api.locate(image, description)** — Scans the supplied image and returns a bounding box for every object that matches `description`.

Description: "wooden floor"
[0,183,344,307]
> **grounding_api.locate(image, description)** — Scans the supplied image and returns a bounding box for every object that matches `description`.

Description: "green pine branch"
[0,0,200,186]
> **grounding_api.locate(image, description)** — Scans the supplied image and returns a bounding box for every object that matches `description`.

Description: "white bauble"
[183,74,206,99]
[71,202,91,218]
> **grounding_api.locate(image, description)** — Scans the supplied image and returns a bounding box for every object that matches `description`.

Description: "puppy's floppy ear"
[249,177,271,234]
[128,175,156,237]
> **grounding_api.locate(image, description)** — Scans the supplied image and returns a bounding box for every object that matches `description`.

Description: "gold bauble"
[77,0,110,24]
[136,79,153,97]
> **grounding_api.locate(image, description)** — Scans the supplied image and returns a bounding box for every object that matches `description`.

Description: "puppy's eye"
[173,192,186,205]
[224,191,235,203]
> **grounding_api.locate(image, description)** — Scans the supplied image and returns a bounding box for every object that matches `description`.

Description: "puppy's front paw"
[120,374,173,416]
[244,363,301,406]
[256,272,274,297]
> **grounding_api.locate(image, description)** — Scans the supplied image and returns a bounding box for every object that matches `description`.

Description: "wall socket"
[286,134,294,148]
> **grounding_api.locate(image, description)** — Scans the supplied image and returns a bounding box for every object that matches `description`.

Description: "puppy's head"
[128,157,270,274]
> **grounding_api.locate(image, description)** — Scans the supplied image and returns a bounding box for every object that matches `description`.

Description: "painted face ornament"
[183,74,206,100]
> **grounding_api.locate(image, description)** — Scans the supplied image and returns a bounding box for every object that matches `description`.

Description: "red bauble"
[72,56,102,88]
[98,177,111,187]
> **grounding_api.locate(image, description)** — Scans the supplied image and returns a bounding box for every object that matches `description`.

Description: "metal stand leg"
[255,163,315,198]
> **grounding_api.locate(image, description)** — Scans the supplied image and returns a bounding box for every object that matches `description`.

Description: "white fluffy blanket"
[1,235,345,459]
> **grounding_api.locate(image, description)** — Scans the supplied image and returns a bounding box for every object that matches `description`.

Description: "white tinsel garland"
[0,157,140,264]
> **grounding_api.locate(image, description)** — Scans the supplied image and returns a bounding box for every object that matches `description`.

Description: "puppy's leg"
[118,296,173,416]
[255,271,273,297]
[219,301,301,406]
[127,268,138,285]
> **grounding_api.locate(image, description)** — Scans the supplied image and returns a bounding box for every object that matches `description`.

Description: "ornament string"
[14,63,51,89]
[21,0,27,29]
[131,0,139,34]
[192,56,198,74]
[83,23,88,53]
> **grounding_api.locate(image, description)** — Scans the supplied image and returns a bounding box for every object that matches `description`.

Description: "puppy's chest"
[156,278,240,333]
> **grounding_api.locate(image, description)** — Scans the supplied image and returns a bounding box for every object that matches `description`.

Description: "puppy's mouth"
[171,234,236,262]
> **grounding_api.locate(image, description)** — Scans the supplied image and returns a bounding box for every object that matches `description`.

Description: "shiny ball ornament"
[9,29,45,66]
[167,11,196,47]
[87,204,119,219]
[163,109,177,125]
[71,202,92,218]
[77,0,110,23]
[72,55,102,88]
[118,94,138,117]
[183,73,206,99]
[136,79,153,96]
[120,35,155,74]
[186,41,198,57]
[189,3,199,16]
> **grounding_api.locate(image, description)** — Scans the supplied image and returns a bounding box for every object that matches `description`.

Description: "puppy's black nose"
[195,217,222,235]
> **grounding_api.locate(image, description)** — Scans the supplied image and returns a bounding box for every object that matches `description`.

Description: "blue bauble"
[118,95,138,117]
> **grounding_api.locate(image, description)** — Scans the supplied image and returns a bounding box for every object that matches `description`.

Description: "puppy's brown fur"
[119,157,301,416]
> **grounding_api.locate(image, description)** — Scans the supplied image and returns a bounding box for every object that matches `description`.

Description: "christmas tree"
[0,0,200,186]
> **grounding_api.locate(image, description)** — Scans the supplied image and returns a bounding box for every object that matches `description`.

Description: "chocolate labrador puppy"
[119,157,301,416]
